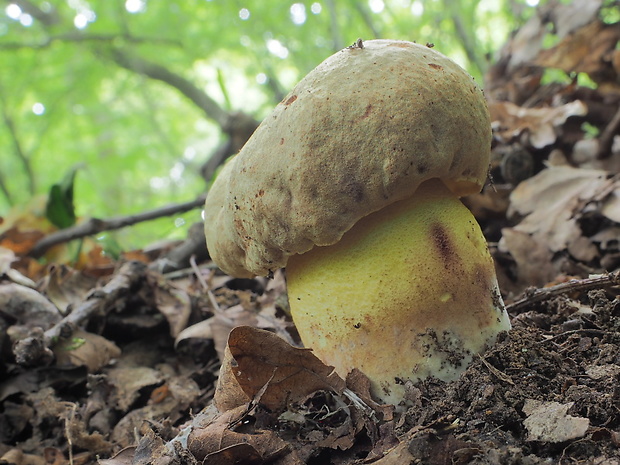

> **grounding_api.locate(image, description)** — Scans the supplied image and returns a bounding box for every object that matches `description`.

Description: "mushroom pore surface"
[287,179,510,406]
[203,39,491,278]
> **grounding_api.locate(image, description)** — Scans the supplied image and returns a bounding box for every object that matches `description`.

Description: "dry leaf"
[111,376,200,448]
[105,367,163,411]
[210,304,258,362]
[213,343,252,411]
[53,329,121,373]
[490,100,587,148]
[523,399,590,442]
[174,317,214,347]
[186,404,300,463]
[499,229,557,288]
[545,0,603,39]
[215,326,346,412]
[601,190,620,223]
[0,283,61,330]
[153,282,192,338]
[0,448,47,465]
[0,246,16,275]
[534,19,620,85]
[506,166,609,253]
[40,264,98,314]
[585,364,620,380]
[98,446,136,465]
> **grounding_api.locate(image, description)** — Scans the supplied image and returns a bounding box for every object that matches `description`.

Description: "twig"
[597,104,620,159]
[506,271,620,314]
[539,328,613,344]
[478,355,515,385]
[43,260,147,344]
[29,195,206,259]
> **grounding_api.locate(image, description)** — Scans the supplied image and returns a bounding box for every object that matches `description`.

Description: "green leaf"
[45,166,80,229]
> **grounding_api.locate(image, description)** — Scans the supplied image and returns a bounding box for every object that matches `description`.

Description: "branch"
[506,271,620,314]
[110,49,230,129]
[442,0,487,77]
[325,0,345,51]
[353,1,382,39]
[7,0,59,26]
[0,101,35,195]
[28,195,207,259]
[0,32,181,51]
[0,172,12,205]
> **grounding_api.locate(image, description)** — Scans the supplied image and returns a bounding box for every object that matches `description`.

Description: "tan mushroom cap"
[204,39,491,278]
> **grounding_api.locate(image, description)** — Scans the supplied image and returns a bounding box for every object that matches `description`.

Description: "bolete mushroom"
[204,39,511,407]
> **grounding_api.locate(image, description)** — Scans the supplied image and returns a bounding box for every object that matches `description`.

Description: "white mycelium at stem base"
[286,178,510,406]
[203,39,512,407]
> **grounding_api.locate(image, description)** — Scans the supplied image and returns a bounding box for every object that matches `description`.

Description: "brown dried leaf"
[523,399,590,442]
[500,228,557,290]
[0,246,15,275]
[40,265,98,314]
[0,226,46,256]
[174,317,214,347]
[187,404,300,463]
[111,376,200,448]
[506,166,609,253]
[210,304,258,362]
[218,326,346,412]
[534,20,620,84]
[0,283,61,330]
[105,367,163,411]
[490,100,587,148]
[203,444,262,465]
[213,343,251,411]
[97,446,135,465]
[0,448,46,465]
[601,190,620,223]
[152,279,192,338]
[53,329,121,373]
[545,0,603,39]
[367,441,414,465]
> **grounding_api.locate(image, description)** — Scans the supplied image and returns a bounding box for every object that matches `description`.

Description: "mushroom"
[204,39,511,407]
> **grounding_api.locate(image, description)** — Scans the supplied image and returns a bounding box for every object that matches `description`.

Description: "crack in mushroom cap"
[204,40,492,278]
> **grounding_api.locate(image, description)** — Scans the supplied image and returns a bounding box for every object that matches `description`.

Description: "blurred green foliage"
[0,0,540,248]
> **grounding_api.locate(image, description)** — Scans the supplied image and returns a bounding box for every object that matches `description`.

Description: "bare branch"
[110,49,230,128]
[353,1,382,39]
[325,0,345,51]
[8,0,60,26]
[0,32,180,51]
[0,101,35,195]
[441,0,487,77]
[0,173,12,205]
[29,195,207,259]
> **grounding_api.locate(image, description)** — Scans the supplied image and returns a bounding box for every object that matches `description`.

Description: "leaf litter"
[3,3,620,464]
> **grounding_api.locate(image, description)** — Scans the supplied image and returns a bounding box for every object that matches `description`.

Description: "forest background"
[1,0,564,254]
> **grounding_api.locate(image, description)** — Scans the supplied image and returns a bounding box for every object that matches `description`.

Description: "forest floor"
[2,4,620,465]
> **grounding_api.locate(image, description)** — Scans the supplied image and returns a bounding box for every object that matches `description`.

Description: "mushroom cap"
[204,39,491,278]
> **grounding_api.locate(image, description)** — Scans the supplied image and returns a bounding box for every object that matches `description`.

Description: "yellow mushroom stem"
[286,178,510,407]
